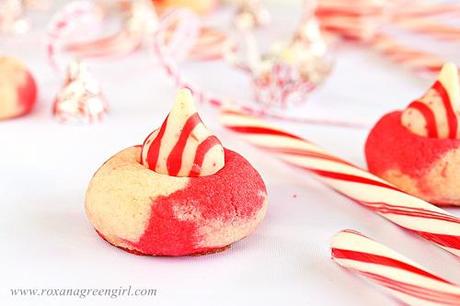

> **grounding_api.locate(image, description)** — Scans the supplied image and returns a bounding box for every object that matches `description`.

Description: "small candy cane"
[332,230,460,305]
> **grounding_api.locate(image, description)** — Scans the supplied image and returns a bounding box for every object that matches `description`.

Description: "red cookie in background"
[0,56,37,120]
[85,89,268,256]
[365,63,460,206]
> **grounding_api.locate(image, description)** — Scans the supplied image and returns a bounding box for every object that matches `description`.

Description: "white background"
[1,1,460,305]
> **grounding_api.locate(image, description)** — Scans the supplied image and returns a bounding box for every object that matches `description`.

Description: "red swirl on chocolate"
[141,88,224,177]
[401,63,460,138]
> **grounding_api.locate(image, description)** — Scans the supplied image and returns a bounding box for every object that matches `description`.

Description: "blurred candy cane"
[315,0,460,76]
[62,0,158,59]
[187,27,236,61]
[370,34,451,76]
[316,0,387,41]
[395,2,460,19]
[47,1,104,72]
[220,108,460,256]
[332,230,460,305]
[394,18,460,41]
[57,0,231,62]
[316,0,460,42]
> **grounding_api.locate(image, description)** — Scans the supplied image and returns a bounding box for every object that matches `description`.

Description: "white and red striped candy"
[332,229,460,305]
[394,18,460,42]
[220,108,460,257]
[47,0,103,72]
[141,88,224,177]
[53,60,107,123]
[401,63,460,139]
[370,34,449,76]
[188,27,236,61]
[315,0,386,41]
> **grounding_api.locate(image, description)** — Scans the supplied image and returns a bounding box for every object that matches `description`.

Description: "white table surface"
[2,2,460,306]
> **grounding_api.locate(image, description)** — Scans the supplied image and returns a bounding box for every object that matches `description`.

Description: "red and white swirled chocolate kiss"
[141,88,224,176]
[401,63,460,138]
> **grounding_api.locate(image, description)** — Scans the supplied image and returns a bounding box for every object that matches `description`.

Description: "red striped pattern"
[370,34,447,76]
[361,272,460,305]
[331,230,460,305]
[332,249,449,283]
[406,101,438,137]
[166,113,201,176]
[403,76,459,139]
[143,115,168,171]
[141,109,222,177]
[433,81,458,139]
[189,135,220,177]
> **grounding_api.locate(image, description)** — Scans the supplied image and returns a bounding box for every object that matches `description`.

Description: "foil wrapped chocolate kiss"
[53,60,108,123]
[253,18,332,108]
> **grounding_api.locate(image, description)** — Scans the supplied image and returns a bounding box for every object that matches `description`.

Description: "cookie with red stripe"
[0,56,37,120]
[366,63,460,205]
[85,89,268,256]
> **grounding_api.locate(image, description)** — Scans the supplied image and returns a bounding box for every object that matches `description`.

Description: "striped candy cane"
[316,0,387,41]
[370,34,449,76]
[187,27,236,61]
[394,18,460,42]
[315,0,460,76]
[316,0,460,42]
[50,0,232,63]
[47,0,103,72]
[220,108,460,257]
[394,2,460,19]
[332,230,460,305]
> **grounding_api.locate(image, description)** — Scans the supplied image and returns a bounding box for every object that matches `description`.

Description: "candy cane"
[394,18,460,42]
[188,27,236,61]
[220,108,460,257]
[48,0,158,64]
[316,0,386,41]
[316,0,460,41]
[332,229,460,305]
[394,2,460,19]
[315,0,460,74]
[47,0,103,72]
[370,34,449,76]
[62,30,143,59]
[61,4,232,62]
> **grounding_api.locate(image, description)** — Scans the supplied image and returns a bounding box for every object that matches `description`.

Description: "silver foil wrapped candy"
[53,60,108,124]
